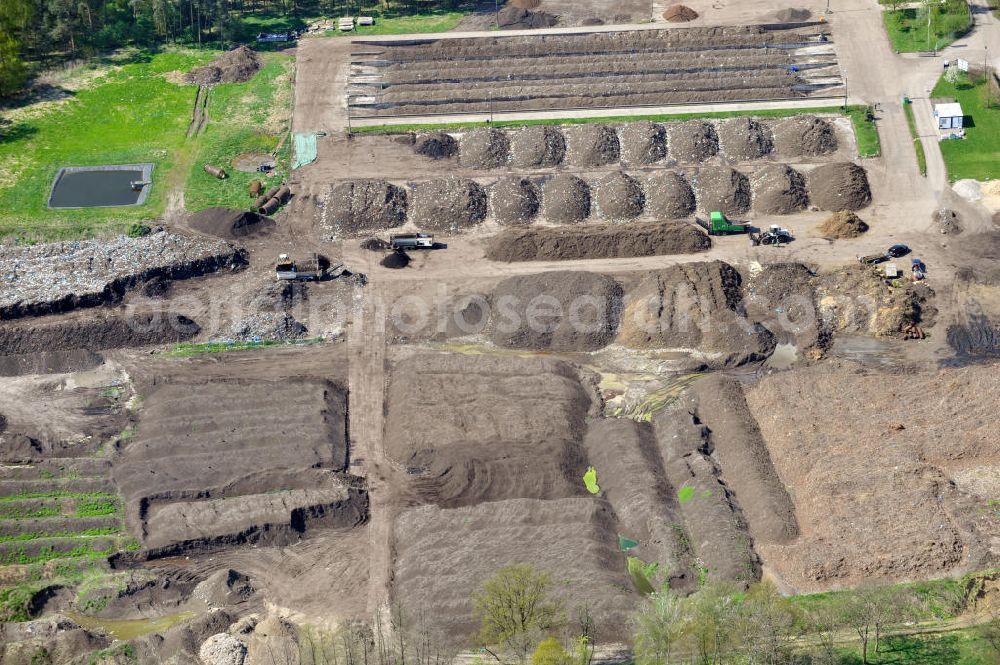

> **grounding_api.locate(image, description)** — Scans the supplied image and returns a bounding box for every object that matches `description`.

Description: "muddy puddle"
[764,342,799,371]
[66,609,197,640]
[829,335,904,368]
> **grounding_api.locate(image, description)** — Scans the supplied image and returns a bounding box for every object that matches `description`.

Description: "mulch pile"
[717,117,773,161]
[619,121,667,165]
[497,6,558,29]
[415,132,459,159]
[772,116,838,157]
[509,126,566,167]
[409,178,488,231]
[543,174,591,223]
[807,163,872,211]
[750,165,808,214]
[381,251,411,269]
[491,176,541,225]
[328,180,408,233]
[594,171,645,221]
[485,220,710,262]
[185,46,262,85]
[564,124,620,167]
[818,211,869,239]
[644,171,696,219]
[663,4,699,21]
[668,120,719,163]
[695,168,751,216]
[460,128,511,168]
[188,208,275,239]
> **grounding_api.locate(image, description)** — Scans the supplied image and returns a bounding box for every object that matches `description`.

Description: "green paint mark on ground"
[583,466,600,495]
[677,486,695,503]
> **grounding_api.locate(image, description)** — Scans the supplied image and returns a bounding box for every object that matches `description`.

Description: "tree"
[0,31,27,99]
[839,587,912,664]
[683,581,739,665]
[473,565,563,664]
[531,638,572,665]
[731,582,799,665]
[631,592,685,665]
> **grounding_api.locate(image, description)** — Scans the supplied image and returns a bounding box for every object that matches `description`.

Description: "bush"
[532,638,572,665]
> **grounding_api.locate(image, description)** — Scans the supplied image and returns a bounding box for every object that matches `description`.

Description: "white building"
[934,102,964,131]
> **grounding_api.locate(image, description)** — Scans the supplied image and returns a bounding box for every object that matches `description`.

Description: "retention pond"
[48,164,154,208]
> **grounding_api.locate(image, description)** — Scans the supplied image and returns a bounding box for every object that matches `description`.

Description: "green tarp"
[293,133,318,169]
[582,466,600,494]
[618,534,639,552]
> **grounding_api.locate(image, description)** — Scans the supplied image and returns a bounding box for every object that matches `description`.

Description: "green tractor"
[697,211,751,236]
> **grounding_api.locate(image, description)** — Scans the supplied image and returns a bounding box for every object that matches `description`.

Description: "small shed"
[934,102,964,130]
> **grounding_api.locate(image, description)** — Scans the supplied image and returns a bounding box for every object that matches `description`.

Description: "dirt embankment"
[0,231,246,319]
[485,220,710,262]
[0,312,199,355]
[487,271,624,351]
[386,354,590,507]
[619,261,776,366]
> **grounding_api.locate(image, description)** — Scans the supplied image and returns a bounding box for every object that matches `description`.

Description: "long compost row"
[327,162,871,234]
[349,26,842,117]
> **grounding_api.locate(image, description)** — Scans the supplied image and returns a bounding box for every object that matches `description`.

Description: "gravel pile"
[772,116,838,157]
[818,211,869,239]
[491,176,541,225]
[328,180,408,233]
[409,178,488,231]
[0,231,244,319]
[644,171,696,218]
[717,117,773,161]
[594,171,645,221]
[459,128,510,168]
[509,126,566,168]
[935,209,963,235]
[695,167,751,216]
[667,120,719,162]
[185,46,262,85]
[750,164,808,214]
[807,163,871,211]
[564,124,620,167]
[543,174,591,223]
[414,132,458,159]
[619,121,668,165]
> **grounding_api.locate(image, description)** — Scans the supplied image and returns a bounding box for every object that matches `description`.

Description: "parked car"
[886,243,911,258]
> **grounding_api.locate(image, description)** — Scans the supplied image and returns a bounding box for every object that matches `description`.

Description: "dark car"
[886,244,911,258]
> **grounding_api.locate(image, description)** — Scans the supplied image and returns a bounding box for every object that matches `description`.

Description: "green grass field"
[0,48,292,241]
[932,73,1000,181]
[354,105,882,158]
[882,1,971,53]
[319,11,467,36]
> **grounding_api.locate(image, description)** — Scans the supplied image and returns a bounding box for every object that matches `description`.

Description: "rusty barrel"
[203,164,227,179]
[260,198,280,215]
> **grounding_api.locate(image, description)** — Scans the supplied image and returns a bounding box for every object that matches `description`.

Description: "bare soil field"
[747,361,1000,591]
[349,26,842,118]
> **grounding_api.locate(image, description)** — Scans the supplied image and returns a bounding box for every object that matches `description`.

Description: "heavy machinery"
[696,211,751,236]
[750,225,794,246]
[275,253,327,281]
[390,233,435,250]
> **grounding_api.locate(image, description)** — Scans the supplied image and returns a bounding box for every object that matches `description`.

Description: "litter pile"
[409,178,488,231]
[750,165,808,214]
[696,168,751,216]
[717,117,773,161]
[497,6,558,29]
[594,171,645,221]
[509,126,566,168]
[934,208,963,235]
[644,171,696,218]
[619,121,668,165]
[491,176,541,225]
[328,180,408,233]
[188,208,274,240]
[0,231,245,319]
[668,120,719,163]
[818,211,869,238]
[485,221,711,262]
[230,313,306,342]
[564,125,620,167]
[185,46,262,85]
[807,163,871,211]
[460,128,511,168]
[488,272,623,351]
[772,116,838,157]
[543,174,591,223]
[663,4,699,21]
[414,132,459,160]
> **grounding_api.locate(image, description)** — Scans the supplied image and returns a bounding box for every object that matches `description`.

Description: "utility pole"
[495,0,499,29]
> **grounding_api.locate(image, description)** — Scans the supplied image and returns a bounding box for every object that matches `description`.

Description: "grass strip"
[903,101,928,176]
[164,337,324,357]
